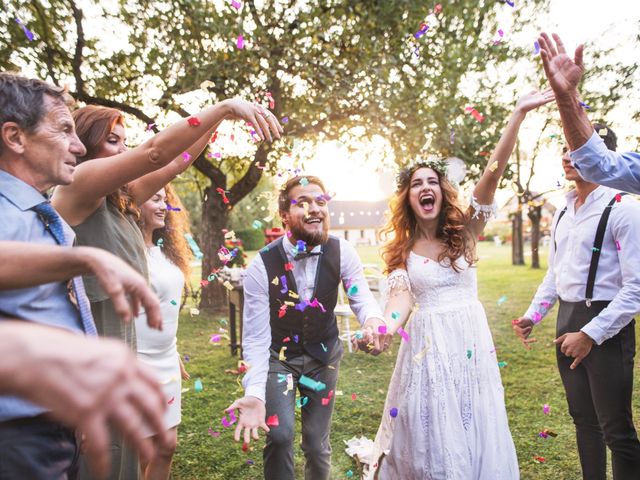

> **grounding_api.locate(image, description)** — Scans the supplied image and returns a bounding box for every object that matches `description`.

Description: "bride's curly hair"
[380,167,476,274]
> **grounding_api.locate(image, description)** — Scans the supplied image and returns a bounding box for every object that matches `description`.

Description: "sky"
[303,0,640,204]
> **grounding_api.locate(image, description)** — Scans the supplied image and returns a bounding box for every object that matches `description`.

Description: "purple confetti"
[15,18,34,41]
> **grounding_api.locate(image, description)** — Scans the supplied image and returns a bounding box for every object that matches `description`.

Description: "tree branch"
[31,0,60,85]
[246,0,265,30]
[194,154,225,186]
[287,110,359,137]
[72,91,157,126]
[68,0,85,94]
[228,146,268,204]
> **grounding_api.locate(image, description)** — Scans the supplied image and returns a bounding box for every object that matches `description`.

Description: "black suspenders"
[553,193,627,306]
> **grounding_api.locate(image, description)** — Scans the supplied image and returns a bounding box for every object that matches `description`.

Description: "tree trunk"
[528,205,542,269]
[199,184,231,311]
[511,207,525,265]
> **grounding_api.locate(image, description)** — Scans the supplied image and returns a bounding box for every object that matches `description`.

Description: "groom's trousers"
[557,300,640,480]
[263,336,343,480]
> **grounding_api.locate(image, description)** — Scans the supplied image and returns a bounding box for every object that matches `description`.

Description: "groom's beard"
[288,216,329,248]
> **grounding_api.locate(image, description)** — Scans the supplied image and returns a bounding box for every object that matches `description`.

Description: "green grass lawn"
[173,243,640,479]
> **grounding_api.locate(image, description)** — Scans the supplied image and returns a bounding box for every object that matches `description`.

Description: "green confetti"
[466,349,472,359]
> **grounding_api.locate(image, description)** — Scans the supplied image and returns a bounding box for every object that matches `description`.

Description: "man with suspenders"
[227,176,386,479]
[513,125,640,479]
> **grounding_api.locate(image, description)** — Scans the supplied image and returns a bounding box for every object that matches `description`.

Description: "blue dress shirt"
[0,169,84,421]
[571,131,640,194]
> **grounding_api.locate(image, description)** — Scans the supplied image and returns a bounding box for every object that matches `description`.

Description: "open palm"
[538,32,584,95]
[515,88,555,113]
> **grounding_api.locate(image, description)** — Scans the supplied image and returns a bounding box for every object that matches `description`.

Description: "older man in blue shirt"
[537,32,640,194]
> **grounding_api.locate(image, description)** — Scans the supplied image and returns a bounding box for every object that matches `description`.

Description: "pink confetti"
[378,325,387,335]
[531,312,542,324]
[222,410,237,427]
[465,107,484,123]
[168,396,175,405]
[397,327,410,342]
[543,404,550,414]
[207,428,221,437]
[236,34,245,49]
[210,334,221,343]
[187,116,201,126]
[616,240,621,251]
[231,0,242,9]
[266,414,279,426]
[182,152,192,162]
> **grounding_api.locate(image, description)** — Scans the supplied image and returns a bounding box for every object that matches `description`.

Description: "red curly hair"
[380,168,476,274]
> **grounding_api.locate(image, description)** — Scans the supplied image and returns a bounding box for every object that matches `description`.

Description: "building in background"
[328,200,389,245]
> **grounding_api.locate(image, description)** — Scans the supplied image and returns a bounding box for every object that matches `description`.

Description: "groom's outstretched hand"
[512,317,537,349]
[226,396,270,445]
[353,317,391,355]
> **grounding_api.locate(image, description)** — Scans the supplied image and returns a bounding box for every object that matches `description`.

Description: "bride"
[357,89,554,479]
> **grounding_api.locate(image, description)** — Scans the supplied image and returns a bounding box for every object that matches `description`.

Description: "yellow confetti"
[224,230,236,240]
[161,376,178,385]
[413,336,432,363]
[284,301,295,307]
[599,128,608,137]
[223,280,234,291]
[288,291,299,299]
[272,277,279,285]
[488,161,498,172]
[279,346,287,361]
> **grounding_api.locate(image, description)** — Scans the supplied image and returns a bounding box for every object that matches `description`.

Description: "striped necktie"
[32,201,98,336]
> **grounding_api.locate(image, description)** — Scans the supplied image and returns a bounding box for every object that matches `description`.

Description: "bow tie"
[294,251,321,261]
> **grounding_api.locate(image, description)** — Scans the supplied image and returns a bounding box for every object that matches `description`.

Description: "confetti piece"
[194,378,203,392]
[498,361,508,368]
[497,295,508,305]
[534,41,540,54]
[579,101,590,110]
[348,285,359,296]
[293,335,299,343]
[15,18,34,41]
[615,193,622,202]
[434,3,442,12]
[346,471,354,478]
[533,456,545,463]
[321,342,328,352]
[184,354,190,362]
[378,325,387,335]
[146,123,155,131]
[284,262,294,271]
[187,116,201,127]
[489,161,499,172]
[599,128,608,137]
[391,311,400,320]
[540,301,551,308]
[506,0,514,7]
[210,334,221,343]
[242,442,248,452]
[157,238,164,247]
[351,393,357,400]
[266,415,279,427]
[166,203,181,212]
[390,407,398,418]
[231,0,242,9]
[280,275,288,294]
[282,117,289,123]
[170,299,177,306]
[543,403,550,414]
[465,107,484,123]
[616,240,621,251]
[207,428,221,437]
[285,374,293,394]
[222,410,237,427]
[321,390,334,406]
[236,34,245,49]
[397,327,410,342]
[252,220,263,229]
[279,346,287,361]
[182,152,192,162]
[168,396,175,405]
[299,177,309,186]
[531,312,542,324]
[223,281,234,291]
[299,375,326,392]
[466,349,472,359]
[296,396,309,408]
[215,187,230,204]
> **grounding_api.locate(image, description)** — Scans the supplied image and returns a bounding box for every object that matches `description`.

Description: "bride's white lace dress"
[365,252,519,479]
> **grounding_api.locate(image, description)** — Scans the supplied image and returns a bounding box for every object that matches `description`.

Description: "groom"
[228,175,386,479]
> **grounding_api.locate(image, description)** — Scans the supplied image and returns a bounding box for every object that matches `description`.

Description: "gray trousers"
[557,300,640,480]
[263,337,343,480]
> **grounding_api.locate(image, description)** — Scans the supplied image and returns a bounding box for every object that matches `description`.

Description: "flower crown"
[396,156,466,190]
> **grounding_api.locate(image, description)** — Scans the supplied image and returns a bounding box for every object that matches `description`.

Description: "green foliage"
[235,228,265,251]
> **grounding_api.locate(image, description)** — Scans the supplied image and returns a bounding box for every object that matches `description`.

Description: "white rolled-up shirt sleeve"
[339,239,384,325]
[581,201,640,344]
[240,255,272,402]
[571,131,640,194]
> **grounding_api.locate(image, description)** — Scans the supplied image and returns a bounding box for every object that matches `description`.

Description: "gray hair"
[0,72,73,154]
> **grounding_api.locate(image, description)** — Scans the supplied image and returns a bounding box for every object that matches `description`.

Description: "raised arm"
[468,89,555,236]
[537,32,593,151]
[53,99,283,225]
[0,242,162,328]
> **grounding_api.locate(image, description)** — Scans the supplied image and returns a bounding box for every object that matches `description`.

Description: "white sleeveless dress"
[135,246,184,434]
[366,253,519,479]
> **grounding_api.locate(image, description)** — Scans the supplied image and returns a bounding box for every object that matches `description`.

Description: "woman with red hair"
[52,99,282,479]
[361,89,554,479]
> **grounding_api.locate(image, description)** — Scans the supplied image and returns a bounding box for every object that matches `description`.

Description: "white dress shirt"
[241,235,384,402]
[524,186,640,345]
